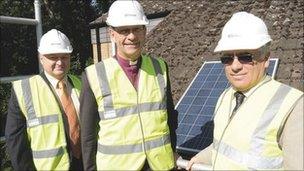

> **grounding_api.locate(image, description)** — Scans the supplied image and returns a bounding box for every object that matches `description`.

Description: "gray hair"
[258,42,271,59]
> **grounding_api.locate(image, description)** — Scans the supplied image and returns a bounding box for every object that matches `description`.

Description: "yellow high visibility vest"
[212,76,303,170]
[12,74,81,170]
[85,55,174,170]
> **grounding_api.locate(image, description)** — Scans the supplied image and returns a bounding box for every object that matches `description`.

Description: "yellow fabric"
[12,74,81,170]
[86,55,174,170]
[212,77,303,170]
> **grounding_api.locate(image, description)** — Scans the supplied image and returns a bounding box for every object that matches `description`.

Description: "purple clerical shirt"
[116,55,141,90]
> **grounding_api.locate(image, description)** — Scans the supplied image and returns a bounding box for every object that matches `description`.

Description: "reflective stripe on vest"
[96,57,166,120]
[98,101,166,120]
[27,115,59,128]
[150,57,165,98]
[98,134,170,154]
[248,84,291,169]
[22,78,59,127]
[20,78,66,159]
[22,75,81,127]
[213,139,283,169]
[21,79,36,121]
[95,61,115,119]
[32,146,64,158]
[214,84,291,169]
[13,75,81,170]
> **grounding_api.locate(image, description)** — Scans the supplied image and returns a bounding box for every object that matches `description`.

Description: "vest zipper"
[136,91,148,156]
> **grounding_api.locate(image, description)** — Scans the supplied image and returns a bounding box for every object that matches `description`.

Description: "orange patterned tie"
[58,80,81,159]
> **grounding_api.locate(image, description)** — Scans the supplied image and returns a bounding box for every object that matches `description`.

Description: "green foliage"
[40,0,97,74]
[0,1,38,77]
[0,83,12,170]
[0,140,12,171]
[92,0,115,15]
[0,0,109,169]
[0,0,99,76]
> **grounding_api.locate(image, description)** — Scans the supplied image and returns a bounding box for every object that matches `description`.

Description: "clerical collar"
[116,54,140,66]
[129,60,138,65]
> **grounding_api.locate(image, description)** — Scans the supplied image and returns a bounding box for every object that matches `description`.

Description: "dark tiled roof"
[91,0,304,103]
[142,0,304,103]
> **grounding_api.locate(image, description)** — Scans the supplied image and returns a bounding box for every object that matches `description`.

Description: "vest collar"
[232,75,271,98]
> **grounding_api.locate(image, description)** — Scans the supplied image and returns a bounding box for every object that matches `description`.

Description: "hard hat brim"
[106,20,149,27]
[38,49,73,55]
[214,36,272,52]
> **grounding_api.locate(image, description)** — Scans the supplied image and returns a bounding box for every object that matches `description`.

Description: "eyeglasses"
[220,53,254,64]
[113,26,145,36]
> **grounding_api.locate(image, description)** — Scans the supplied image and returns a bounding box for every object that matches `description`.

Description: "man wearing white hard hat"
[186,12,303,170]
[5,29,83,170]
[80,0,178,170]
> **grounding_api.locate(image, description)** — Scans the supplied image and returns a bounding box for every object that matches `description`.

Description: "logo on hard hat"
[38,29,73,54]
[50,42,61,45]
[125,14,137,17]
[106,0,149,27]
[227,34,240,38]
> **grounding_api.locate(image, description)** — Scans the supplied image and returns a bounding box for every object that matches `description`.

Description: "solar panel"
[175,58,279,158]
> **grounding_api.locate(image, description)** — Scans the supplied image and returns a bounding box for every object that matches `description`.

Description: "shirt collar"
[44,71,67,89]
[116,54,141,68]
[116,55,141,70]
[232,75,271,97]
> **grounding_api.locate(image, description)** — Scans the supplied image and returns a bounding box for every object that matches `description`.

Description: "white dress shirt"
[44,72,80,118]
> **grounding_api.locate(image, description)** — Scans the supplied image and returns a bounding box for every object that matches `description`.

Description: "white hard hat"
[214,11,272,52]
[106,0,149,27]
[38,29,73,55]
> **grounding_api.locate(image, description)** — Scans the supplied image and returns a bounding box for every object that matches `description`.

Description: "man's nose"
[231,56,243,71]
[56,57,65,63]
[126,30,136,39]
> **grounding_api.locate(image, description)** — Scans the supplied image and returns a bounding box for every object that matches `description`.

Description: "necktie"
[57,80,81,159]
[233,91,245,113]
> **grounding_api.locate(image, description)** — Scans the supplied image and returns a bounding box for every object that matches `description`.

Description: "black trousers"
[142,160,151,171]
[70,156,84,171]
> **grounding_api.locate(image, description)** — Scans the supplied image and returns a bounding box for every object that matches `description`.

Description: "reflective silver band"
[21,79,36,120]
[95,61,116,119]
[27,115,59,128]
[98,134,170,154]
[21,79,60,128]
[98,101,166,120]
[95,58,171,156]
[32,147,64,158]
[145,133,170,151]
[150,57,166,98]
[213,139,283,169]
[213,85,292,169]
[96,57,167,120]
[248,84,291,169]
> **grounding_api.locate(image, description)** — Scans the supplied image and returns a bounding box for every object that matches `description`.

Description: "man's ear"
[264,52,270,68]
[109,27,115,42]
[39,54,44,64]
[108,28,117,56]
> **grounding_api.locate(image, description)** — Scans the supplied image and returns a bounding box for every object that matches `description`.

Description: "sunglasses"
[220,53,254,64]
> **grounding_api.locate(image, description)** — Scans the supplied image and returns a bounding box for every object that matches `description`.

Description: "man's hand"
[186,155,200,171]
[186,144,213,170]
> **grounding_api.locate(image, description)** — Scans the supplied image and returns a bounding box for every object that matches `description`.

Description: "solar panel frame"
[175,58,279,157]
